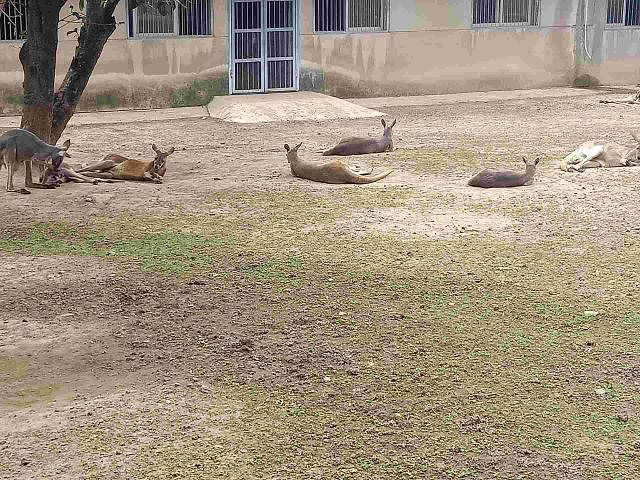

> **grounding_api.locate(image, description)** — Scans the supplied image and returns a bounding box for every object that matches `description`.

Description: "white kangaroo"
[560,133,640,172]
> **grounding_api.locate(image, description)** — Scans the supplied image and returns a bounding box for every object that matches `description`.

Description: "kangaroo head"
[381,118,397,137]
[33,139,71,166]
[151,144,175,176]
[522,156,541,169]
[284,142,302,163]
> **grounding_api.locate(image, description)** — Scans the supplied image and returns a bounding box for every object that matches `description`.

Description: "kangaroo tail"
[350,169,393,184]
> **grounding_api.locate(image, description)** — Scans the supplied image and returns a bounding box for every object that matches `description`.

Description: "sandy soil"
[1,89,640,479]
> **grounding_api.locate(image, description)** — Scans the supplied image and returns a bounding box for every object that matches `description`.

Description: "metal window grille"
[315,0,388,32]
[128,0,211,37]
[0,0,27,41]
[473,0,540,26]
[607,0,640,26]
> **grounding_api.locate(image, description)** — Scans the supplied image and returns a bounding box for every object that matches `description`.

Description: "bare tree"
[18,0,192,143]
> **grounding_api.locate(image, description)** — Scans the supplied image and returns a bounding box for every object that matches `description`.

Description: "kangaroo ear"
[284,144,290,152]
[63,151,71,158]
[522,156,527,163]
[381,118,386,127]
[152,144,161,154]
[61,139,71,150]
[534,157,541,165]
[167,147,175,155]
[391,119,396,128]
[631,132,640,144]
[294,142,302,151]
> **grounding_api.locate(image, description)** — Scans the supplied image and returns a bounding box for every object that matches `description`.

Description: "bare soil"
[2,90,640,479]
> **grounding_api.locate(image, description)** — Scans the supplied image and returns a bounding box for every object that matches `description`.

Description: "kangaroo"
[560,133,640,172]
[77,144,175,183]
[322,118,396,156]
[468,156,541,188]
[285,142,393,184]
[0,128,71,194]
[40,157,116,187]
[599,90,640,105]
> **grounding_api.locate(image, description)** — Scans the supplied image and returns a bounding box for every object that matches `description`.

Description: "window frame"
[0,0,28,43]
[606,0,640,28]
[472,0,540,28]
[313,0,389,34]
[127,0,213,39]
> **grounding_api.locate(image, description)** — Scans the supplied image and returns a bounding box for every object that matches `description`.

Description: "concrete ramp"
[206,91,385,123]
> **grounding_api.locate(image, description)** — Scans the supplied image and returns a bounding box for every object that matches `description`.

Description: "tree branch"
[50,0,119,141]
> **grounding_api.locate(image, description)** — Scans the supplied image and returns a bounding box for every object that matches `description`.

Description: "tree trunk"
[19,0,65,143]
[50,0,119,143]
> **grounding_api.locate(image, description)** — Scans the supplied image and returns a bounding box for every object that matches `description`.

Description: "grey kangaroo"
[285,142,393,184]
[468,157,541,188]
[322,118,396,156]
[0,128,70,194]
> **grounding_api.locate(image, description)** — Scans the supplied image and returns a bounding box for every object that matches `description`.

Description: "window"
[607,0,640,26]
[315,0,388,32]
[127,0,211,37]
[0,0,27,41]
[473,0,540,26]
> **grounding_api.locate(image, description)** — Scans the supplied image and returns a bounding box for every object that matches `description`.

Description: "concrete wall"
[1,0,640,114]
[574,0,640,86]
[300,0,580,97]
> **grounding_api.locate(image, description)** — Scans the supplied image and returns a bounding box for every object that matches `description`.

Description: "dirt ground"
[2,90,640,479]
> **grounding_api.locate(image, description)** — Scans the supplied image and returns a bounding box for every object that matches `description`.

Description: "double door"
[230,0,298,93]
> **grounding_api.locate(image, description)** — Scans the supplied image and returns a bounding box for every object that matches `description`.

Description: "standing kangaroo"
[285,142,393,184]
[468,157,541,188]
[0,128,71,194]
[77,144,175,183]
[560,133,640,172]
[322,118,396,156]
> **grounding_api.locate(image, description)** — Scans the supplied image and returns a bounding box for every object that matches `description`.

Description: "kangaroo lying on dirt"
[40,156,117,187]
[76,144,174,183]
[0,128,71,194]
[560,133,640,172]
[599,90,640,105]
[468,157,541,188]
[285,142,393,184]
[322,118,396,156]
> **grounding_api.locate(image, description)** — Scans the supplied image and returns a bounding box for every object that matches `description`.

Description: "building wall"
[300,0,580,97]
[1,0,640,114]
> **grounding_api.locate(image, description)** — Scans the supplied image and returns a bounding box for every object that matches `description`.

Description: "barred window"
[315,0,388,32]
[0,0,27,41]
[128,0,212,37]
[607,0,640,26]
[473,0,540,26]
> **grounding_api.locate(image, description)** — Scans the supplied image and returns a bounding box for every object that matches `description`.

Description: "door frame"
[227,0,300,94]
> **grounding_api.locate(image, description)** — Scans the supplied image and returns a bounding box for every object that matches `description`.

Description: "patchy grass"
[0,356,28,385]
[3,384,61,408]
[3,183,640,478]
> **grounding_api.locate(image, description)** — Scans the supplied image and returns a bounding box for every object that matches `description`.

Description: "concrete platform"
[206,91,385,123]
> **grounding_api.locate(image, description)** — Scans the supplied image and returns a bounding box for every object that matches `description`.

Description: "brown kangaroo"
[468,157,540,188]
[77,144,174,183]
[322,118,396,156]
[285,142,393,184]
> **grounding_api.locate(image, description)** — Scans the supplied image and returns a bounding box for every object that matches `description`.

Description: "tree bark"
[19,0,65,143]
[50,0,119,143]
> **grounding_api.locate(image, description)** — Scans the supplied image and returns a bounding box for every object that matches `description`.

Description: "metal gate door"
[230,0,297,93]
